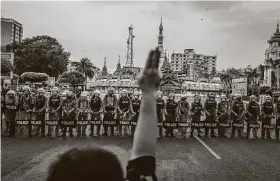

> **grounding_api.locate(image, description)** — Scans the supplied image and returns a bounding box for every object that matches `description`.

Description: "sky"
[2,1,280,72]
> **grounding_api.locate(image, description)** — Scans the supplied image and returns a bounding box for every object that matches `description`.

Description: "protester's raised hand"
[138,47,161,93]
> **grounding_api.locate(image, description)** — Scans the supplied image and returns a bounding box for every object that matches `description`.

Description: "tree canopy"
[20,72,49,82]
[72,57,97,80]
[3,35,70,77]
[57,71,85,85]
[1,58,13,73]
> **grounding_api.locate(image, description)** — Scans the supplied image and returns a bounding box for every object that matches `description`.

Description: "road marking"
[194,135,221,160]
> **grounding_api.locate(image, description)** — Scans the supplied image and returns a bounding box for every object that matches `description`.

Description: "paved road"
[1,136,279,181]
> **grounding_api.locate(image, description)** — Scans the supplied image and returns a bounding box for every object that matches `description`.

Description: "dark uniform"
[261,102,274,139]
[90,95,103,136]
[5,92,19,137]
[177,98,190,137]
[204,99,217,137]
[275,102,280,140]
[48,94,62,136]
[190,101,203,137]
[156,98,165,137]
[246,101,260,138]
[131,98,141,136]
[61,96,76,137]
[103,94,118,136]
[34,94,47,137]
[1,94,6,133]
[118,96,132,136]
[19,94,35,136]
[165,99,178,137]
[217,101,230,137]
[231,100,245,137]
[76,97,89,137]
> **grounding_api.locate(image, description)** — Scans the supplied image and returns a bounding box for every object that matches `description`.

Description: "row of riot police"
[1,86,143,138]
[155,91,279,140]
[1,86,279,140]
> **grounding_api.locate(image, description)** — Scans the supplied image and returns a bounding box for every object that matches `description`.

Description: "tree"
[20,72,49,82]
[57,71,85,85]
[1,58,14,73]
[4,35,70,77]
[72,57,97,80]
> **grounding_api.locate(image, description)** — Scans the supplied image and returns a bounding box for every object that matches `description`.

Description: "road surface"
[1,136,279,181]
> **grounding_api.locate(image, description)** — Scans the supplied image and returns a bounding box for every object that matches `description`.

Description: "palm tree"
[73,57,98,88]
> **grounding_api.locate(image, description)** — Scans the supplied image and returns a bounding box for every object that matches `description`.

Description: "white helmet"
[181,94,187,98]
[52,87,59,92]
[23,86,30,92]
[220,94,227,99]
[7,90,16,95]
[169,92,175,97]
[94,90,100,96]
[38,88,45,93]
[265,95,272,100]
[61,91,67,97]
[81,91,88,97]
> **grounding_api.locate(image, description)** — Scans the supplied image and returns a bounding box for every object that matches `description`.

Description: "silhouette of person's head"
[47,146,124,181]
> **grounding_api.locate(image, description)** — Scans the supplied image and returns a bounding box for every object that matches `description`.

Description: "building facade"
[170,49,217,81]
[263,21,280,87]
[232,77,247,96]
[1,18,23,46]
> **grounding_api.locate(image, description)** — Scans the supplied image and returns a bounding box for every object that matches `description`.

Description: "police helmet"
[169,92,175,97]
[209,92,215,97]
[265,95,272,100]
[250,95,257,100]
[23,86,30,91]
[236,94,242,98]
[220,94,227,99]
[94,90,100,95]
[81,91,88,97]
[7,90,15,95]
[122,89,128,94]
[38,88,45,93]
[52,87,59,92]
[194,94,201,100]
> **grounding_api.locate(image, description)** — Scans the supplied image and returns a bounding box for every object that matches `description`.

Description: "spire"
[102,57,108,77]
[115,55,122,75]
[277,20,279,33]
[159,15,163,32]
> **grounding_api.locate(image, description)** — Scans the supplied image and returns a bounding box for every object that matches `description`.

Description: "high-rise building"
[170,49,217,81]
[1,18,23,46]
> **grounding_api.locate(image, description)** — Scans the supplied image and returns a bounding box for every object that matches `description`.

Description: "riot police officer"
[275,97,280,140]
[190,95,203,138]
[156,91,165,137]
[230,94,245,138]
[261,95,274,139]
[131,91,141,136]
[5,90,19,137]
[48,87,62,137]
[90,90,103,136]
[164,92,178,137]
[76,91,90,137]
[204,92,217,137]
[217,94,230,137]
[103,87,118,136]
[61,91,76,137]
[19,86,34,136]
[118,89,132,136]
[177,94,190,138]
[1,90,6,134]
[246,95,260,139]
[34,88,47,137]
